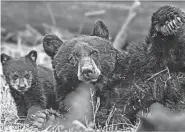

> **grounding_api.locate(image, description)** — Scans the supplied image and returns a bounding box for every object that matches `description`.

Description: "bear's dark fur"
[119,5,185,124]
[30,6,185,129]
[1,50,58,122]
[87,5,185,126]
[42,20,128,114]
[28,20,128,130]
[126,5,185,77]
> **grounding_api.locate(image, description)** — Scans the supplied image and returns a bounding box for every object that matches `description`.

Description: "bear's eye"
[68,54,77,66]
[12,75,19,80]
[24,74,30,79]
[90,50,99,56]
[73,52,80,58]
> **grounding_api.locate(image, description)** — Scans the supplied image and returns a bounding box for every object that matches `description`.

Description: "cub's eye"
[24,74,30,79]
[90,50,99,56]
[12,75,19,80]
[73,52,81,58]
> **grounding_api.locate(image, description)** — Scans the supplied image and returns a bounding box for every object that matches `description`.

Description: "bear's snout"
[78,57,101,83]
[81,68,93,76]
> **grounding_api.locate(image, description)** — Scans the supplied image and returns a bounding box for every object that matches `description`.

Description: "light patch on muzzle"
[10,78,32,93]
[77,57,101,83]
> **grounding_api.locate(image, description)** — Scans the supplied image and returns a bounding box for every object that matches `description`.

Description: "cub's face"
[1,50,37,94]
[9,70,33,93]
[69,42,101,83]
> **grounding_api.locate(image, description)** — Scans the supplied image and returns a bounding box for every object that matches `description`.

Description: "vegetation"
[1,1,185,132]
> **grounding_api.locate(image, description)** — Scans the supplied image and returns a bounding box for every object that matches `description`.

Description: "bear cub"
[1,50,58,122]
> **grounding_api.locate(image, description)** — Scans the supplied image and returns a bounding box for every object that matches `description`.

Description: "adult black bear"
[29,20,128,129]
[126,5,185,77]
[120,5,185,124]
[1,50,58,122]
[42,20,127,114]
[30,5,185,130]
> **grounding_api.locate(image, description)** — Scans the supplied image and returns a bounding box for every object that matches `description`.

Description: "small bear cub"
[1,50,57,123]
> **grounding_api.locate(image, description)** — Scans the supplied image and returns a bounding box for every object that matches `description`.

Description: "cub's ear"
[26,50,37,63]
[1,53,11,65]
[91,19,109,40]
[43,34,63,58]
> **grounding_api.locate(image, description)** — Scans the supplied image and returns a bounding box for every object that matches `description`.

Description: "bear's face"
[8,70,33,93]
[149,5,185,71]
[43,20,121,84]
[151,5,185,37]
[1,50,38,94]
[69,42,101,83]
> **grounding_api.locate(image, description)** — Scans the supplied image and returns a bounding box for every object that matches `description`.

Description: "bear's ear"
[43,34,63,58]
[1,53,11,65]
[26,50,37,63]
[91,19,109,40]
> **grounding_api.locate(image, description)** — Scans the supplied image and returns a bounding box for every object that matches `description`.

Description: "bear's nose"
[18,86,25,91]
[82,69,93,75]
[18,84,26,88]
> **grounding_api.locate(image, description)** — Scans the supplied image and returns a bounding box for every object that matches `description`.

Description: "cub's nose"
[82,68,93,75]
[18,84,26,90]
[18,87,25,91]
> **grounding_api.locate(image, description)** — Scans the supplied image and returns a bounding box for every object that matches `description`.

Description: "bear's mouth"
[16,86,30,94]
[152,6,185,37]
[78,72,99,83]
[18,87,27,93]
[157,16,183,36]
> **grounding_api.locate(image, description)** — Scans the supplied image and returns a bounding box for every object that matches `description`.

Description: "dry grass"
[2,1,184,131]
[0,70,137,132]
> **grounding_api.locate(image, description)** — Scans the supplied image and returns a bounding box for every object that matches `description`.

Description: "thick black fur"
[120,5,185,124]
[29,6,185,129]
[1,50,58,122]
[42,20,128,115]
